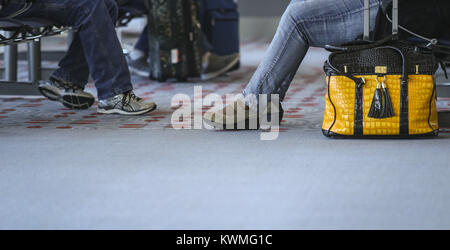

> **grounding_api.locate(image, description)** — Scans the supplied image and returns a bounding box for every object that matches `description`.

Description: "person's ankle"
[129,49,146,61]
[238,94,258,112]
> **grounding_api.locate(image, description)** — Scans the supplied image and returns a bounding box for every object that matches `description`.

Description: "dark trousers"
[0,0,133,100]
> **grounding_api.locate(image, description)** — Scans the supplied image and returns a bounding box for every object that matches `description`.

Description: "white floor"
[1,128,449,229]
[0,43,449,229]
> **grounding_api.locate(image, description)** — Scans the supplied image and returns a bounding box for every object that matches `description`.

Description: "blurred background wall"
[0,0,292,55]
[238,0,290,41]
[120,0,291,43]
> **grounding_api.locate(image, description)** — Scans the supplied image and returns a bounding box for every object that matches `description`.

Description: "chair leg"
[4,32,18,82]
[28,39,42,82]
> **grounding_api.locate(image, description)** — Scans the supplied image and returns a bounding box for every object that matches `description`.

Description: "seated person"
[204,0,450,128]
[0,0,156,115]
[123,0,240,80]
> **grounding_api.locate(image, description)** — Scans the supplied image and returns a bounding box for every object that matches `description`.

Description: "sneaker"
[97,90,157,115]
[38,77,95,110]
[201,52,240,81]
[203,98,284,130]
[126,54,150,77]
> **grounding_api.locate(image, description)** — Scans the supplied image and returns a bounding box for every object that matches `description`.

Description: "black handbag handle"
[324,57,366,88]
[325,34,398,52]
[376,45,408,83]
[326,45,408,86]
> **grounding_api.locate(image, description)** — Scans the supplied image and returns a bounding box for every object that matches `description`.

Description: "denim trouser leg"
[51,0,119,89]
[243,0,381,108]
[125,0,149,53]
[67,0,133,99]
[134,25,149,53]
[7,0,134,100]
[51,35,90,87]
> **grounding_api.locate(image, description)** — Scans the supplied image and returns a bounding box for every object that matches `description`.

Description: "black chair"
[0,5,145,96]
[0,17,69,95]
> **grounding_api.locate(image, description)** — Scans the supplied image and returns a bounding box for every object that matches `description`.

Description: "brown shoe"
[203,98,283,130]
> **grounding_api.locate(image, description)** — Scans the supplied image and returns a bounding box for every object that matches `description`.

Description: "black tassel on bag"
[368,82,383,118]
[381,82,394,118]
[368,76,395,119]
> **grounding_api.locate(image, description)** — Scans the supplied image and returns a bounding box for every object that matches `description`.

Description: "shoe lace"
[122,91,141,107]
[54,78,83,92]
[67,84,83,92]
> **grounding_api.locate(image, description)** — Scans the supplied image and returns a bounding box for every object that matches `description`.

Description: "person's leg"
[243,0,381,109]
[128,0,149,59]
[133,25,149,54]
[50,35,90,87]
[126,25,150,77]
[26,0,155,114]
[24,0,132,100]
[76,0,133,100]
[204,0,381,128]
[201,30,239,81]
[1,0,119,109]
[51,0,119,88]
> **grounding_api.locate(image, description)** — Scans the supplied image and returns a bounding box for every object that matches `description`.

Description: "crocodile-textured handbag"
[322,0,440,138]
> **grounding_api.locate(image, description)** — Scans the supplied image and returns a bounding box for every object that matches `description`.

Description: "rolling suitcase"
[145,0,203,82]
[321,0,440,138]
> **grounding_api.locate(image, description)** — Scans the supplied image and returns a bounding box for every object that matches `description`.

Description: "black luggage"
[145,0,203,82]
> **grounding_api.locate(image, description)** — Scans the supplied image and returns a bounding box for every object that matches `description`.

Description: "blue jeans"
[243,0,381,107]
[135,26,149,53]
[123,0,148,52]
[0,0,133,100]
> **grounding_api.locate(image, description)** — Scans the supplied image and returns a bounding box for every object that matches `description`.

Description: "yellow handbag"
[322,0,440,138]
[322,42,439,138]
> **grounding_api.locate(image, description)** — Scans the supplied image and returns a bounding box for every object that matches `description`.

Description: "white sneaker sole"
[97,103,157,116]
[201,56,240,81]
[38,84,95,110]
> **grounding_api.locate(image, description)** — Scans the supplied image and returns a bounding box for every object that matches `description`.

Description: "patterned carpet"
[0,43,449,134]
